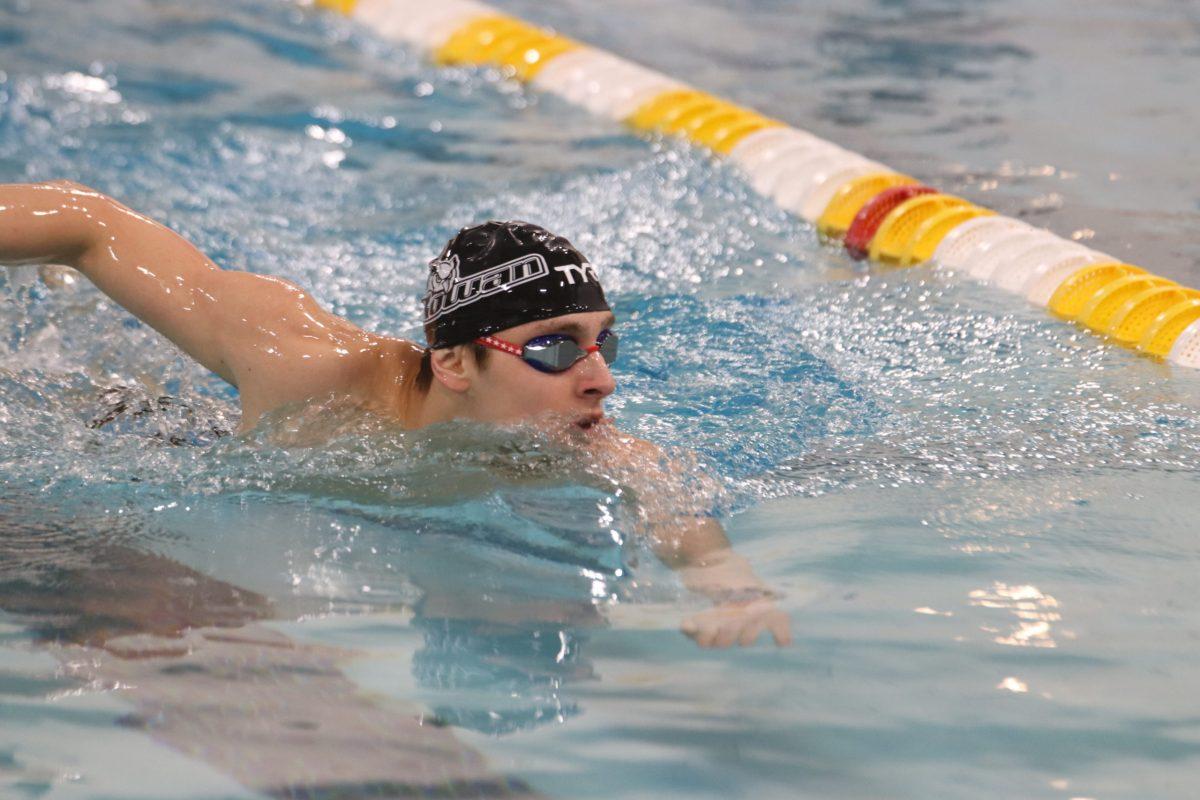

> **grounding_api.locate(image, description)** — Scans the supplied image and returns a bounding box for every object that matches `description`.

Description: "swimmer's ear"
[428,345,471,393]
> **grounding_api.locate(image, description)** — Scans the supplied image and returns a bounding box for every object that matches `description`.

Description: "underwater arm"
[601,433,790,647]
[652,515,792,648]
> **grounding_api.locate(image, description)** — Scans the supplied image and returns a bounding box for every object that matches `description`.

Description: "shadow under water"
[0,492,555,797]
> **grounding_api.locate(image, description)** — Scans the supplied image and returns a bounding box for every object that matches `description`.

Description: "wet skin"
[0,180,790,648]
[0,181,422,429]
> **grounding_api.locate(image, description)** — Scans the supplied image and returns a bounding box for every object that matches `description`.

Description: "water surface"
[2,1,1200,798]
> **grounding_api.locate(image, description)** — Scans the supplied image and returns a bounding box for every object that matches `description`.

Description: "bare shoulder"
[219,271,418,426]
[591,428,712,490]
[596,429,686,469]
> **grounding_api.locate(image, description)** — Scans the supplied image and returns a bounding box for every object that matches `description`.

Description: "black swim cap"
[423,221,610,349]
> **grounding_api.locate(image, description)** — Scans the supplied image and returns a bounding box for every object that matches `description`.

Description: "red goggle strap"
[475,335,601,357]
[476,335,524,356]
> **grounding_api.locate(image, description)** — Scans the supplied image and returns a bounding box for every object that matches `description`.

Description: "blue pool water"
[2,0,1200,797]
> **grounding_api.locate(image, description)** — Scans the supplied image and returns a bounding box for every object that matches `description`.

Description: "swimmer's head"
[422,221,609,349]
[418,222,617,430]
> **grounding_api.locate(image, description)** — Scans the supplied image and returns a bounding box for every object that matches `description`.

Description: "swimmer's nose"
[578,349,616,398]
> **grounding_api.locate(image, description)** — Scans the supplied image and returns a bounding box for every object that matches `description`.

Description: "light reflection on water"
[2,0,1200,798]
[970,582,1062,648]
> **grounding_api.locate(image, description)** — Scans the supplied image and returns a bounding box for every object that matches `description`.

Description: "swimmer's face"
[464,310,617,430]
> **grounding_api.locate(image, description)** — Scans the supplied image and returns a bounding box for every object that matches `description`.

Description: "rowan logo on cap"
[427,253,460,297]
[423,251,551,323]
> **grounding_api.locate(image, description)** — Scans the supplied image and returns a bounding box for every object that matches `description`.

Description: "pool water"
[3,0,1200,797]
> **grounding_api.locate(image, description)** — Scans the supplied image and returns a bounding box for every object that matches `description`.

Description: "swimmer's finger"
[738,617,766,647]
[768,612,793,647]
[682,614,717,648]
[713,619,742,649]
[694,629,716,648]
[700,618,727,649]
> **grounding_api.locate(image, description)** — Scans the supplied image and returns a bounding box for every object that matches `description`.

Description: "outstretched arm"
[0,181,393,425]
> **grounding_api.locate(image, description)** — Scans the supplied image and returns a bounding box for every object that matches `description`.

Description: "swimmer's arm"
[0,181,102,265]
[614,436,790,647]
[0,182,382,416]
[650,515,790,648]
[651,515,770,598]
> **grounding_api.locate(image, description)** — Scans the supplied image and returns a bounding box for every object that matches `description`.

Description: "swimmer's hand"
[676,553,792,648]
[681,595,792,648]
[647,515,791,648]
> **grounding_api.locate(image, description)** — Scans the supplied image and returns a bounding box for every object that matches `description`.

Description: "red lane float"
[843,185,937,260]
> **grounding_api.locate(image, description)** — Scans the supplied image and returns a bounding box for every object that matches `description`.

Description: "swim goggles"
[475,330,618,374]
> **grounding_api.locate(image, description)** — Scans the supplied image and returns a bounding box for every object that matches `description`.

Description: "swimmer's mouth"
[575,414,604,431]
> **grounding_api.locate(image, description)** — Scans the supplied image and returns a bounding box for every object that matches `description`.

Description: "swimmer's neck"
[404,377,461,430]
[359,338,465,431]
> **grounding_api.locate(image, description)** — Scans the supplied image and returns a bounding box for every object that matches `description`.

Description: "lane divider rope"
[312,0,1200,370]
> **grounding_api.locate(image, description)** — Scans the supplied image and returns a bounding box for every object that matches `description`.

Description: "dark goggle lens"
[597,330,618,364]
[523,336,580,372]
[522,331,618,373]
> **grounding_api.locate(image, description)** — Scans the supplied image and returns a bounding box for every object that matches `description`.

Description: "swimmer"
[0,180,791,648]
